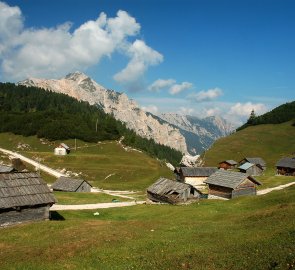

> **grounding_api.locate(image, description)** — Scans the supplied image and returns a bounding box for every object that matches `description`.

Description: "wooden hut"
[0,172,56,226]
[176,167,218,189]
[238,162,263,176]
[218,160,238,170]
[54,143,71,155]
[52,176,92,192]
[239,157,266,170]
[276,157,295,176]
[147,178,201,204]
[204,170,261,199]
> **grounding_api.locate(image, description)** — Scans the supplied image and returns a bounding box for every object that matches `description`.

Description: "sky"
[0,0,294,126]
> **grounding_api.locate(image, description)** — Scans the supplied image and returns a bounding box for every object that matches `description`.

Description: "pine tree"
[247,109,256,124]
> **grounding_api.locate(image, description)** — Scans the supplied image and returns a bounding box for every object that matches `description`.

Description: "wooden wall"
[76,181,92,192]
[0,205,51,226]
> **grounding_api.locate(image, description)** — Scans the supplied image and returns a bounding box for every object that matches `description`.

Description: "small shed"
[0,165,16,173]
[54,143,70,155]
[147,177,201,204]
[52,176,92,192]
[218,160,238,170]
[176,167,218,189]
[238,162,263,176]
[0,172,56,226]
[276,157,295,176]
[204,170,262,199]
[239,157,266,170]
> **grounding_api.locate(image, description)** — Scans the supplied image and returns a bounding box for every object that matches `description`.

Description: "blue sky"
[0,0,294,125]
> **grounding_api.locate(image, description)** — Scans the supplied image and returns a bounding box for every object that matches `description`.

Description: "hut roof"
[243,157,266,167]
[147,178,196,196]
[180,167,218,177]
[60,143,70,150]
[238,162,255,170]
[0,165,15,173]
[276,157,295,169]
[204,170,261,189]
[0,172,56,209]
[219,160,238,165]
[51,176,92,192]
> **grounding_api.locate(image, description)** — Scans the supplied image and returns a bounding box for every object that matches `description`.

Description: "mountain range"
[18,72,234,154]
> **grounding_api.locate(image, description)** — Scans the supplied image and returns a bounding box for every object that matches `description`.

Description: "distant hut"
[54,143,70,156]
[204,170,261,199]
[147,178,201,204]
[52,176,92,192]
[218,160,238,170]
[176,167,218,189]
[238,162,263,176]
[276,157,295,176]
[0,172,56,226]
[0,165,16,173]
[239,157,266,171]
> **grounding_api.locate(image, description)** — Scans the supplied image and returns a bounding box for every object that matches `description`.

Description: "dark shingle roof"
[0,172,56,209]
[147,178,194,195]
[0,165,15,173]
[204,170,261,189]
[276,157,295,169]
[180,167,218,177]
[219,160,238,165]
[51,176,92,192]
[243,157,266,167]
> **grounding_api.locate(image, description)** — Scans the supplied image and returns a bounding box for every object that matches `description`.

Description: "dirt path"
[0,147,65,178]
[257,181,295,195]
[50,201,146,211]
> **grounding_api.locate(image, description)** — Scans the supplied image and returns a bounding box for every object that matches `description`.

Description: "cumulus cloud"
[113,39,163,84]
[189,87,223,102]
[204,107,221,117]
[141,104,159,114]
[148,78,176,92]
[228,102,267,117]
[0,2,161,83]
[169,82,193,95]
[178,107,195,115]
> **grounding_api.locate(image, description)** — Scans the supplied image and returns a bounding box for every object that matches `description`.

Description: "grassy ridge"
[0,133,173,191]
[203,121,295,189]
[0,186,294,269]
[204,121,295,168]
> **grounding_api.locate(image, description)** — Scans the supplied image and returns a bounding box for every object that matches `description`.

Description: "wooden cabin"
[276,157,295,176]
[52,176,92,192]
[239,157,266,170]
[218,160,238,170]
[175,167,218,189]
[238,162,263,176]
[0,172,56,226]
[204,170,261,199]
[147,177,201,204]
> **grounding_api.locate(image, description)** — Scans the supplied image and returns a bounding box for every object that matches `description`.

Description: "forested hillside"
[0,83,182,165]
[237,101,295,131]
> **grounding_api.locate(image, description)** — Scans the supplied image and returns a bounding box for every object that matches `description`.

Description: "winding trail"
[257,181,295,195]
[50,201,146,211]
[0,147,65,178]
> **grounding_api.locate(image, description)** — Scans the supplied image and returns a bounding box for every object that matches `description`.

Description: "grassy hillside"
[203,121,295,188]
[0,186,294,270]
[0,133,173,191]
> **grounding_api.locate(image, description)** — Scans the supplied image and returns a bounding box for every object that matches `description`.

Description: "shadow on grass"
[50,211,65,221]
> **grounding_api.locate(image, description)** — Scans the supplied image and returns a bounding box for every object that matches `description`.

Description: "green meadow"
[0,186,294,270]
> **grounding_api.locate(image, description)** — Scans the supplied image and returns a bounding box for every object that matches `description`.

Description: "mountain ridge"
[18,72,234,154]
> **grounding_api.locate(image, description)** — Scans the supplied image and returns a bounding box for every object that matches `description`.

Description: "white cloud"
[204,107,221,117]
[169,82,193,95]
[148,78,176,92]
[228,102,267,117]
[189,87,223,102]
[141,104,159,114]
[178,107,195,115]
[0,3,160,82]
[113,39,163,84]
